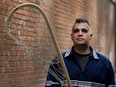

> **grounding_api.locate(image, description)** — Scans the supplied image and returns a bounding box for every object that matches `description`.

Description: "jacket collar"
[64,46,99,59]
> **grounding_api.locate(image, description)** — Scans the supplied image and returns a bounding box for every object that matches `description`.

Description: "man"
[46,18,115,87]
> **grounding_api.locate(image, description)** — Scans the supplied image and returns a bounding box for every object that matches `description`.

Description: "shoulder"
[62,48,72,58]
[96,52,112,67]
[96,52,109,61]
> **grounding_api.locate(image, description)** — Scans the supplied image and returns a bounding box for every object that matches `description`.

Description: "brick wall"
[0,0,115,87]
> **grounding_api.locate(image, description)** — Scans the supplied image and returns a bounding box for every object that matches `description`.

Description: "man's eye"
[73,28,88,33]
[81,29,88,33]
[73,29,79,33]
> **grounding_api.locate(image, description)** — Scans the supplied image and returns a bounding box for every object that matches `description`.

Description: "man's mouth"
[77,38,84,40]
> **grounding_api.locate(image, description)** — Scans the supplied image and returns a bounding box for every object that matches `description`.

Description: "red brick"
[0,16,5,21]
[5,1,14,6]
[0,0,3,2]
[0,3,7,9]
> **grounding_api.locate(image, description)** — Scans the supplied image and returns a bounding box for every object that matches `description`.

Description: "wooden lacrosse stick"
[5,3,72,87]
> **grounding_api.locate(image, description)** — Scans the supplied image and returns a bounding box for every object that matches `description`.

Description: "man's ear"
[89,34,93,40]
[71,34,73,40]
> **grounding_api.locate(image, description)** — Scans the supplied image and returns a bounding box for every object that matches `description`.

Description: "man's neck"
[74,44,90,55]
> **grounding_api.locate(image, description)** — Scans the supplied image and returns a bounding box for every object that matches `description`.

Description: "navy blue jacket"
[46,47,115,87]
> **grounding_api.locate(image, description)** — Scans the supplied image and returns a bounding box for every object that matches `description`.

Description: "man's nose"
[78,30,83,35]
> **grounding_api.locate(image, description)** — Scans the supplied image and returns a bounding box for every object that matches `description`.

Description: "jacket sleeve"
[106,59,115,86]
[45,58,64,87]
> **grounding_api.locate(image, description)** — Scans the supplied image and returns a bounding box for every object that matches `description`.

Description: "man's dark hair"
[75,18,90,26]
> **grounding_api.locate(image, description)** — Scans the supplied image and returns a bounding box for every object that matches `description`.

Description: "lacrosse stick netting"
[4,3,72,87]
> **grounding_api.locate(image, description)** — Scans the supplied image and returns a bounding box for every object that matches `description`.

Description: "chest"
[64,58,107,82]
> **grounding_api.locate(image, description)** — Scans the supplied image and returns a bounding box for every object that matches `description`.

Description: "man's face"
[71,23,93,46]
